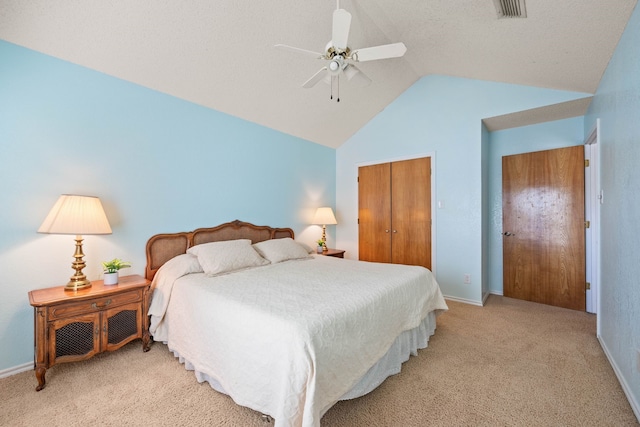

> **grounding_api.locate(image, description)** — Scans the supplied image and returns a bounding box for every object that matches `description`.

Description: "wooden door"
[358,163,392,263]
[502,145,586,311]
[358,157,431,269]
[391,157,432,269]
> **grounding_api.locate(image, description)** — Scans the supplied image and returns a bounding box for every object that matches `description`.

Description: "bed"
[145,220,448,427]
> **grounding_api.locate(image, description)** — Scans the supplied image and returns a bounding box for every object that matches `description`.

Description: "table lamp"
[312,207,337,251]
[38,195,112,291]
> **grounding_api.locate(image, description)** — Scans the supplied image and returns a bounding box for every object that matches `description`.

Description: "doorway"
[502,145,586,311]
[584,120,601,316]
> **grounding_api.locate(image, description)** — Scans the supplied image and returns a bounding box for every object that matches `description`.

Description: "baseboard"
[0,361,32,379]
[482,291,499,304]
[598,336,640,422]
[443,295,483,306]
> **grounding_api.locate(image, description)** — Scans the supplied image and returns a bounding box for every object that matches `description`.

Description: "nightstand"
[28,274,151,391]
[320,248,345,258]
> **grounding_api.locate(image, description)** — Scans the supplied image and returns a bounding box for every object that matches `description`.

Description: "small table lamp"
[312,207,337,251]
[38,195,112,291]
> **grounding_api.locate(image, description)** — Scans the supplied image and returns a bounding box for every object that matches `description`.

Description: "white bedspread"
[149,255,447,427]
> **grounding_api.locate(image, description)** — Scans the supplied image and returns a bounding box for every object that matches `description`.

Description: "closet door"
[391,157,431,269]
[358,157,431,269]
[358,163,392,263]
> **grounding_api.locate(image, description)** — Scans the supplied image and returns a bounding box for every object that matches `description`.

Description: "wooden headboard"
[145,219,295,281]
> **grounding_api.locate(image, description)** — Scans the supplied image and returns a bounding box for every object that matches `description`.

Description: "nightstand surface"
[29,274,149,306]
[320,248,346,258]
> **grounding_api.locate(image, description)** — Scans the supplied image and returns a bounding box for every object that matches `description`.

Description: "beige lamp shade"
[312,207,337,225]
[38,195,112,235]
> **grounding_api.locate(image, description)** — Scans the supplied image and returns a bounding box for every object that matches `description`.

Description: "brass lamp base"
[65,278,92,291]
[321,224,328,251]
[64,235,92,291]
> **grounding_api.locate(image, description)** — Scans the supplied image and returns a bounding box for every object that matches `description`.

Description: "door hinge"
[586,282,591,290]
[585,221,590,229]
[357,176,359,182]
[357,218,359,224]
[585,159,590,167]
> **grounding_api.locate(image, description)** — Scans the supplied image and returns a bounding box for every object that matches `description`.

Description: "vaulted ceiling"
[0,0,637,148]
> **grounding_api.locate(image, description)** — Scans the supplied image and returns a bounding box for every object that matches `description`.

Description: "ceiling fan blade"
[303,67,329,88]
[352,42,407,62]
[343,65,372,87]
[332,8,351,50]
[275,44,323,59]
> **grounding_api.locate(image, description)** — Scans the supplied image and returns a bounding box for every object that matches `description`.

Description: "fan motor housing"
[326,45,351,59]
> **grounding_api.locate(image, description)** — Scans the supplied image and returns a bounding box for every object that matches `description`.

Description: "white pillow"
[253,238,311,264]
[296,241,314,254]
[159,253,203,276]
[187,239,269,276]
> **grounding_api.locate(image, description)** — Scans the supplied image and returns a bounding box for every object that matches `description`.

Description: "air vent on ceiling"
[492,0,527,18]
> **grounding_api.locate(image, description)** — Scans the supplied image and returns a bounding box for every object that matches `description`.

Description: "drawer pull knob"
[92,299,112,309]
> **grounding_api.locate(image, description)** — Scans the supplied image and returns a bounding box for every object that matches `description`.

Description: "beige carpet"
[1,295,637,426]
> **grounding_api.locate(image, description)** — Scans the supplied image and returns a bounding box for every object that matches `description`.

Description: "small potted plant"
[316,239,325,254]
[102,258,131,285]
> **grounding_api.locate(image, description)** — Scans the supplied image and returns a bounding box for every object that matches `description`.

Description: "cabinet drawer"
[48,289,143,320]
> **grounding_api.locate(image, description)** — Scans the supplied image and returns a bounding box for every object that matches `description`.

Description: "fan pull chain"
[330,76,333,100]
[330,76,340,102]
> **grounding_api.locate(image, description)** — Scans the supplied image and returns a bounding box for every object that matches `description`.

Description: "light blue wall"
[486,118,585,295]
[584,2,640,416]
[336,75,589,304]
[0,41,336,371]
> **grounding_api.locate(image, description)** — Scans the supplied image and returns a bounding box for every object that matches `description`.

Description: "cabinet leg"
[35,366,46,391]
[142,332,151,352]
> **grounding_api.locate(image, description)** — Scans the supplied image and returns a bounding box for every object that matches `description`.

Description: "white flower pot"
[316,246,324,254]
[103,272,119,285]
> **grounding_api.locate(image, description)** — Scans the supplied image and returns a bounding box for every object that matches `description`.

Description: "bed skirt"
[339,310,437,400]
[166,310,437,410]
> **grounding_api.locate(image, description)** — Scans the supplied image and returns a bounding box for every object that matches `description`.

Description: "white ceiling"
[0,0,636,148]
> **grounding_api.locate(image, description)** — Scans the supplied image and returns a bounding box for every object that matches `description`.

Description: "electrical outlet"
[464,274,471,284]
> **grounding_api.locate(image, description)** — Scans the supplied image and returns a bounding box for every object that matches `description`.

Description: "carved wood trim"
[145,220,295,283]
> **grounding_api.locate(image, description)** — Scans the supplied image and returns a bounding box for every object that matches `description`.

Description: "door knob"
[385,229,389,233]
[503,231,515,236]
[393,230,397,233]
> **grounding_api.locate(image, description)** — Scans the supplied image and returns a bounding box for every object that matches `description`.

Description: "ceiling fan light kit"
[275,1,407,102]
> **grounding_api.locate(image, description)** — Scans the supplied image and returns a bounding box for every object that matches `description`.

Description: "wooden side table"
[321,248,346,258]
[28,274,151,391]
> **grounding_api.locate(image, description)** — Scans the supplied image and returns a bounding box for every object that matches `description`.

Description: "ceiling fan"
[275,1,407,102]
